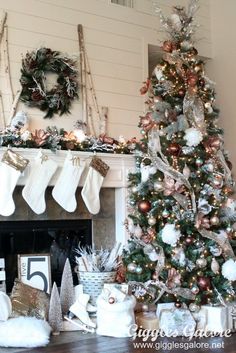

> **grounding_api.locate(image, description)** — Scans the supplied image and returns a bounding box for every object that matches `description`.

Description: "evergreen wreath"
[20,48,79,119]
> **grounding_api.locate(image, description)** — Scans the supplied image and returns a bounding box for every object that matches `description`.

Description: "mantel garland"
[20,48,79,119]
[0,126,136,154]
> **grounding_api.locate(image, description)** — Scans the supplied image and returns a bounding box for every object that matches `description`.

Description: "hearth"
[0,219,92,292]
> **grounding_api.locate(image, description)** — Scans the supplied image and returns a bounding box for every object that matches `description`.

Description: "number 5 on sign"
[18,254,51,294]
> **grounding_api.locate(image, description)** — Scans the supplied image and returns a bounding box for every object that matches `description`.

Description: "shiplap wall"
[0,0,211,138]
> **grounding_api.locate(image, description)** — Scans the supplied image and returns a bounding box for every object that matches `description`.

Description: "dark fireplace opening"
[0,219,92,292]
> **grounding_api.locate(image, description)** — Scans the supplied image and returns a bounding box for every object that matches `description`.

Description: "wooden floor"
[3,331,236,353]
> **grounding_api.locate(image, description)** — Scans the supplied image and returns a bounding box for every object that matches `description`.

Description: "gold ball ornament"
[148,216,157,226]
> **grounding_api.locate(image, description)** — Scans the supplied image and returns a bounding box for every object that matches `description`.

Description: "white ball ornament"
[222,259,236,281]
[161,223,181,246]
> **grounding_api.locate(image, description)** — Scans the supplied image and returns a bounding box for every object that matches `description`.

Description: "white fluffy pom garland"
[184,127,203,147]
[222,259,236,281]
[161,223,181,246]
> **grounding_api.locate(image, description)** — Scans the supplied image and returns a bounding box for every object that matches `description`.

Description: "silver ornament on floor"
[189,303,200,313]
[196,258,207,268]
[127,263,137,273]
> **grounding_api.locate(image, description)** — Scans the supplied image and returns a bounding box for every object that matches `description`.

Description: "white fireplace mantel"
[0,148,135,244]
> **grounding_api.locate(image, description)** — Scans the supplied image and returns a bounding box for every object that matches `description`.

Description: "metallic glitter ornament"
[154,181,164,192]
[210,215,220,226]
[195,158,203,166]
[189,303,200,313]
[162,209,170,218]
[196,258,207,268]
[211,258,220,274]
[135,266,143,274]
[191,285,200,295]
[127,263,137,273]
[131,186,138,193]
[148,216,156,226]
[209,245,222,257]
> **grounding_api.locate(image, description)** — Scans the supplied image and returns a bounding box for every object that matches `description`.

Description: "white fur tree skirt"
[0,317,51,348]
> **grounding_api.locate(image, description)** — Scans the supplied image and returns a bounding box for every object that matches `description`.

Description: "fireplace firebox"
[0,219,92,292]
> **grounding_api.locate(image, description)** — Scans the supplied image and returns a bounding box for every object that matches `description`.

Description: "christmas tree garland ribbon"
[217,150,233,186]
[183,91,206,133]
[198,229,236,259]
[151,154,196,213]
[150,279,196,302]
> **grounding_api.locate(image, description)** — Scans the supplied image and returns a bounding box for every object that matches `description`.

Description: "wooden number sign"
[18,254,51,294]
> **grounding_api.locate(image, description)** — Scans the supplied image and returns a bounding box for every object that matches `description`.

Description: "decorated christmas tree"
[123,0,236,310]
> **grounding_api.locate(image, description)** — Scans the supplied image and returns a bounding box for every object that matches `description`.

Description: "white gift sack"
[96,295,136,337]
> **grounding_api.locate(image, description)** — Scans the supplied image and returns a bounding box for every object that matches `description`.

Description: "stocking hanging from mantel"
[52,150,85,213]
[81,156,109,215]
[0,150,29,217]
[22,150,57,215]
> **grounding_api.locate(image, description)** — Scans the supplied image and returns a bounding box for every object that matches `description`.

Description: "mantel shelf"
[0,147,135,188]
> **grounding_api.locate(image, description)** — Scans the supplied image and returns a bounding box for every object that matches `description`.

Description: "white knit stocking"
[0,150,29,217]
[52,151,85,212]
[81,156,109,215]
[22,151,57,214]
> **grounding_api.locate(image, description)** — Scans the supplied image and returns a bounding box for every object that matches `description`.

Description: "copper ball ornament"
[138,200,152,213]
[167,142,181,156]
[178,89,185,97]
[187,74,198,87]
[185,236,194,245]
[108,297,116,304]
[197,276,211,290]
[162,40,173,53]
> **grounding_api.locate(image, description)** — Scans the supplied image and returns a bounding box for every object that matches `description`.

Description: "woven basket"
[78,271,116,305]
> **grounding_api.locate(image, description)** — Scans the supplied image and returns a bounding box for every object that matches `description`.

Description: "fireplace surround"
[0,148,135,291]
